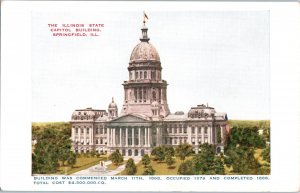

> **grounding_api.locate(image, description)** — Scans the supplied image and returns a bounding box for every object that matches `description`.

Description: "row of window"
[129,70,161,80]
[75,127,211,135]
[165,127,208,134]
[165,137,209,145]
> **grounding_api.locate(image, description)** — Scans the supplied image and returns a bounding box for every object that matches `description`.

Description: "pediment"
[110,114,150,123]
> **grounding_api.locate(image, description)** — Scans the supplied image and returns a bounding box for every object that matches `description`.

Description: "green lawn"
[228,120,270,130]
[117,156,192,175]
[107,160,127,170]
[56,156,106,175]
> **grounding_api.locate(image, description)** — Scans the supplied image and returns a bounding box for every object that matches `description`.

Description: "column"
[220,125,224,143]
[201,126,205,144]
[187,126,192,144]
[144,128,147,146]
[119,128,122,147]
[132,127,135,147]
[147,128,150,147]
[215,126,218,144]
[195,126,199,146]
[207,127,211,144]
[90,125,93,145]
[138,128,141,146]
[156,127,159,145]
[126,128,128,147]
[107,127,110,146]
[113,128,116,147]
[109,128,114,146]
[83,127,87,145]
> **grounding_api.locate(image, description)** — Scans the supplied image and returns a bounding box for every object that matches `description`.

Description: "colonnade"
[107,127,152,147]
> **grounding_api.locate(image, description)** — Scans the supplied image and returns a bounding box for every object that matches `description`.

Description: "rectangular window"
[192,127,195,134]
[184,127,187,133]
[205,127,208,134]
[179,127,182,133]
[87,128,89,134]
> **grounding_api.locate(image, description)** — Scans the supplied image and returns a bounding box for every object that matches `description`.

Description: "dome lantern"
[140,11,150,42]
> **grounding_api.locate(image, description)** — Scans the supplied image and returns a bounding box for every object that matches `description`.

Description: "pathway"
[73,157,141,176]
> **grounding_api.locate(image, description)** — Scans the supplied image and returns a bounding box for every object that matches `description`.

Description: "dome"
[130,42,160,62]
[108,97,117,109]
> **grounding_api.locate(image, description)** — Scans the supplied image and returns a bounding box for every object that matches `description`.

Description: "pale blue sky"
[32,11,270,121]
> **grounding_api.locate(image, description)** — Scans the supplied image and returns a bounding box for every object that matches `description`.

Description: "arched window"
[129,72,132,80]
[144,71,147,79]
[140,71,143,79]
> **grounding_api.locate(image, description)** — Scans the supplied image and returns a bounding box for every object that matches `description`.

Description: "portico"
[106,114,154,156]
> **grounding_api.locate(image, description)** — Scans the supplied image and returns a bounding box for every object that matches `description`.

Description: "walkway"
[73,157,141,176]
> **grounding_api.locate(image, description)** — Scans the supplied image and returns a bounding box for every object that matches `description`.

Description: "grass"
[106,160,127,170]
[228,120,270,130]
[118,156,192,175]
[56,156,106,175]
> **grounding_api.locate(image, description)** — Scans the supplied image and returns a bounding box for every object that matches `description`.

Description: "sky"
[32,11,270,122]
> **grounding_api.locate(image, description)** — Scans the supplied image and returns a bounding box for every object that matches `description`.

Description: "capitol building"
[71,19,228,157]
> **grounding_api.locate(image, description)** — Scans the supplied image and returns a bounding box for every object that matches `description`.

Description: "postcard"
[1,1,300,192]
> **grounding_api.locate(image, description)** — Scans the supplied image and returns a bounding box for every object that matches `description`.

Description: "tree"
[90,149,96,157]
[143,166,155,175]
[175,143,193,161]
[125,158,137,175]
[213,156,225,175]
[109,150,123,166]
[142,154,151,168]
[67,152,77,168]
[165,154,175,169]
[225,127,265,150]
[224,147,261,174]
[151,146,166,161]
[178,160,194,175]
[165,146,175,157]
[32,128,73,174]
[192,143,220,174]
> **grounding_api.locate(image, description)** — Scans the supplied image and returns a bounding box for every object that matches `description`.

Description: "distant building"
[71,18,228,156]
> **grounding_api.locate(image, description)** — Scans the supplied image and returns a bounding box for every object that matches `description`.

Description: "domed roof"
[108,97,117,109]
[130,42,160,62]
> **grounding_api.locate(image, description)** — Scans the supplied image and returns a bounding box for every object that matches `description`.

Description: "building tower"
[121,19,170,118]
[108,97,118,119]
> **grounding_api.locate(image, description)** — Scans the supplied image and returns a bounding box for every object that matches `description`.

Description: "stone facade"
[71,20,228,156]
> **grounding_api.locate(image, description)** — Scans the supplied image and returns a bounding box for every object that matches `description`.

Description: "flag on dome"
[143,11,149,22]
